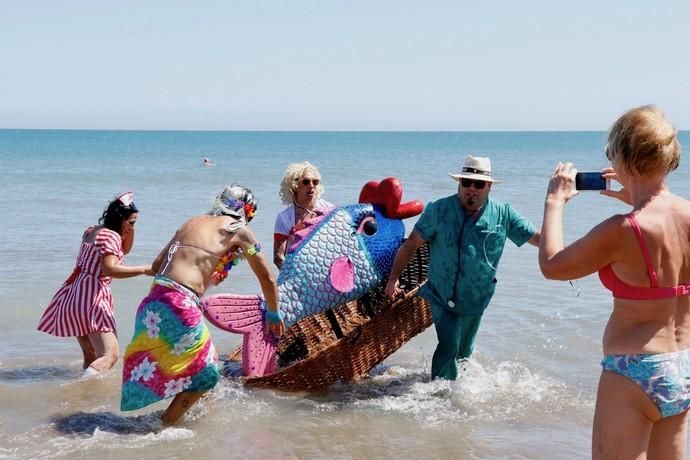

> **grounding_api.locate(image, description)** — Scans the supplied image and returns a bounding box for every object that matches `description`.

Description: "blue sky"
[1,1,689,130]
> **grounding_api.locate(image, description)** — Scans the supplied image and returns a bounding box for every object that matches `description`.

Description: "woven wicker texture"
[244,243,431,391]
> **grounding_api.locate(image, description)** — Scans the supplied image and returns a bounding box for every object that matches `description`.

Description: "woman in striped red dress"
[37,192,154,378]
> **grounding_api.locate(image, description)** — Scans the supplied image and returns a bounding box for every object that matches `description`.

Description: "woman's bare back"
[155,215,240,294]
[605,192,690,353]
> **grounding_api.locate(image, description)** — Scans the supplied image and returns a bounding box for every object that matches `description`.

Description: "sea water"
[1,130,689,459]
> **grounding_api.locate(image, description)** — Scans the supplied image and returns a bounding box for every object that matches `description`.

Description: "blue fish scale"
[278,205,380,327]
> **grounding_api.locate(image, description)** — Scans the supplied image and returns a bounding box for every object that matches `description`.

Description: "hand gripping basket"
[243,243,431,391]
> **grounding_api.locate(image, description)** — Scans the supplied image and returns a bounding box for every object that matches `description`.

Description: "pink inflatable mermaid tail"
[202,293,277,377]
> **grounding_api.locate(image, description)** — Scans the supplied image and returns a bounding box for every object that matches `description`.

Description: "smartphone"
[575,172,608,191]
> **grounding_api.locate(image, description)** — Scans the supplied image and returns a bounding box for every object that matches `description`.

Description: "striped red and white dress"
[37,227,124,337]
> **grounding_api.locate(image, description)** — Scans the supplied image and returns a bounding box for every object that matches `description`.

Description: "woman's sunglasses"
[460,178,487,189]
[300,178,320,186]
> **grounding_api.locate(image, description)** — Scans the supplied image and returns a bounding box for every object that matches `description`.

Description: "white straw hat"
[448,155,503,183]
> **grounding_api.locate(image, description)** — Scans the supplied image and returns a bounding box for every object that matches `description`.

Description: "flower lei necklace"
[211,242,262,285]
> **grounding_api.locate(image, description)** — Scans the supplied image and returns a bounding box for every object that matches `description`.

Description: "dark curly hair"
[99,196,139,234]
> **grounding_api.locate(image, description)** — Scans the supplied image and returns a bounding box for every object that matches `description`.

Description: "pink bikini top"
[598,213,690,300]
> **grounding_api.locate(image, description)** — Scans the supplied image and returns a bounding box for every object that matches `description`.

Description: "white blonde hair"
[278,161,324,205]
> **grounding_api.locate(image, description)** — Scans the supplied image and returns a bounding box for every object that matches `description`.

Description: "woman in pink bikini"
[540,106,690,459]
[37,192,153,378]
[120,184,284,425]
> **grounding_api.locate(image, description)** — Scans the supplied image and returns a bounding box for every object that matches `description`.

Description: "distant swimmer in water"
[202,157,215,167]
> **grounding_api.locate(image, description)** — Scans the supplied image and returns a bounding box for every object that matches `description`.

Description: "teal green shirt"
[415,195,536,316]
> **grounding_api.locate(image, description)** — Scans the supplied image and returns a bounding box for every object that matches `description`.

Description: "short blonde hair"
[606,105,681,176]
[279,161,325,204]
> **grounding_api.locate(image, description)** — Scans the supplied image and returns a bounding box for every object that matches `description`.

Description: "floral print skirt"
[120,275,220,412]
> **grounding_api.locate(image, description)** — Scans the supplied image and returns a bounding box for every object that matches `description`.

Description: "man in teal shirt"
[385,156,541,380]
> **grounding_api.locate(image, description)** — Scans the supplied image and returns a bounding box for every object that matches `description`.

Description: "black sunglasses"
[300,178,320,186]
[460,178,487,189]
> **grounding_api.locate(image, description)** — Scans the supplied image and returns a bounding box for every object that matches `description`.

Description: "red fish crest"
[358,177,424,219]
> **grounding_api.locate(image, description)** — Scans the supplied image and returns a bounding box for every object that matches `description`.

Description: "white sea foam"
[335,358,587,428]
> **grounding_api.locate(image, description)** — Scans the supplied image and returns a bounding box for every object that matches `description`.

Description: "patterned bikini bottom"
[601,348,690,418]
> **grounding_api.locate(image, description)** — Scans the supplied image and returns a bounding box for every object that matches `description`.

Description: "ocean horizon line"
[0,127,620,134]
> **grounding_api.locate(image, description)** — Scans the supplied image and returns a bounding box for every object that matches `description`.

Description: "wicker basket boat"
[243,243,431,391]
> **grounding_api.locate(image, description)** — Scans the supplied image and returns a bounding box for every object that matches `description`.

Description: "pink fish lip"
[329,256,355,293]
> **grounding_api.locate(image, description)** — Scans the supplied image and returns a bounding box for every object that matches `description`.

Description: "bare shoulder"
[575,213,631,260]
[181,214,213,228]
[232,224,258,246]
[637,193,690,233]
[669,194,690,219]
[665,195,690,243]
[174,214,214,235]
[591,213,630,240]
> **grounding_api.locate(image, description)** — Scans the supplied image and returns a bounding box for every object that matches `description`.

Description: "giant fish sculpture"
[202,178,423,377]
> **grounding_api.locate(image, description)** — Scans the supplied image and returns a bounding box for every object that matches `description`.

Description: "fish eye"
[357,216,377,236]
[363,220,377,235]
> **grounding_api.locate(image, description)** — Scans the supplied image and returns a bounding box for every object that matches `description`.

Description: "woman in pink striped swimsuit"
[38,192,154,378]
